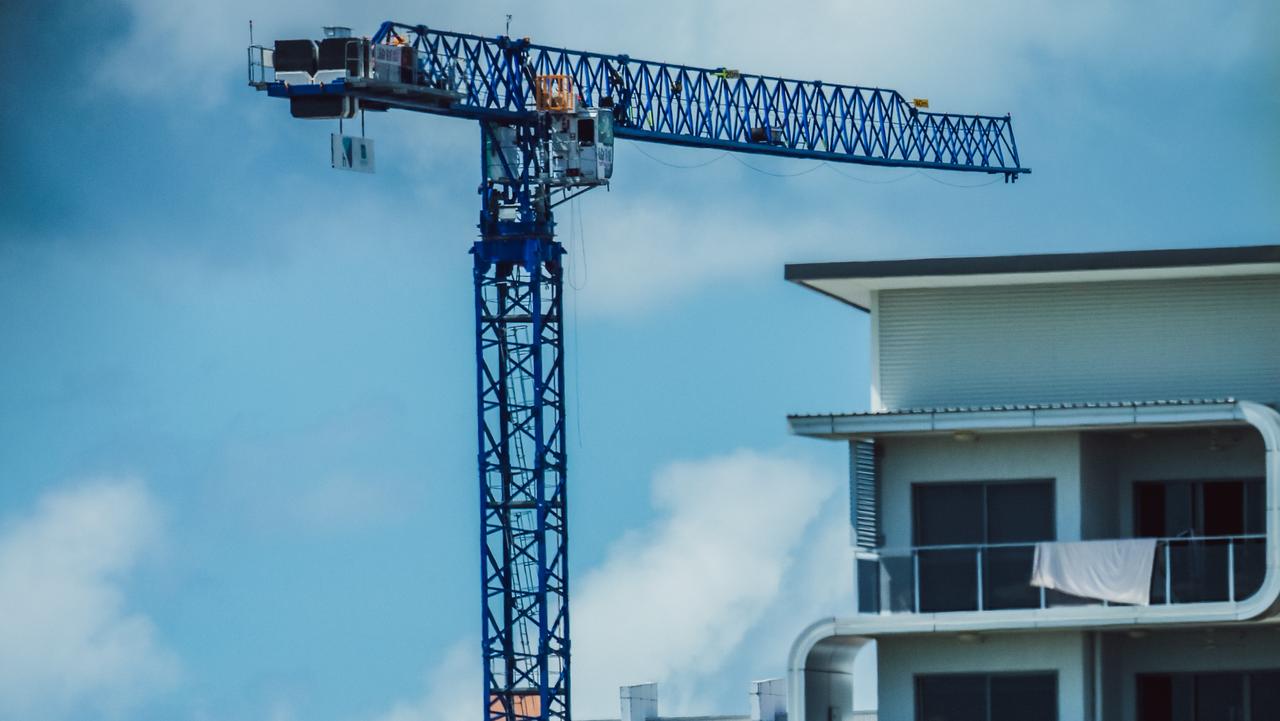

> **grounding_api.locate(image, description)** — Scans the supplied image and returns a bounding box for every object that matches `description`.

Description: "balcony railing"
[856,535,1266,615]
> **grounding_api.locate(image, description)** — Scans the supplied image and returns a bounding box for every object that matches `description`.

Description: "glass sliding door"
[912,480,1054,612]
[1137,670,1276,721]
[916,672,1057,721]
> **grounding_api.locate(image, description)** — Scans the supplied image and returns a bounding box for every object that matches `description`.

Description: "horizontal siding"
[876,275,1280,409]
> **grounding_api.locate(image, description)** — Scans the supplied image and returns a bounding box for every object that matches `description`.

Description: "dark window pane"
[991,674,1056,721]
[1135,484,1167,538]
[1194,673,1244,721]
[856,558,880,614]
[1245,479,1266,535]
[1137,479,1262,540]
[1164,482,1195,537]
[918,549,978,612]
[1150,545,1168,605]
[915,485,983,546]
[1234,538,1265,602]
[1168,540,1229,603]
[1202,481,1245,537]
[984,546,1040,610]
[882,555,916,613]
[1143,674,1196,721]
[917,675,984,721]
[1170,675,1194,721]
[1137,675,1172,721]
[987,482,1054,543]
[1250,671,1280,721]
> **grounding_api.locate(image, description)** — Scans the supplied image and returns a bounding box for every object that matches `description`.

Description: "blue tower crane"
[247,20,1029,721]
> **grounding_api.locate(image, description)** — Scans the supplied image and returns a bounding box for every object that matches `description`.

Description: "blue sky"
[0,2,1276,720]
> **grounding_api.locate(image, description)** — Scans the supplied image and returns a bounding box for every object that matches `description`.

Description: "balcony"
[856,534,1266,615]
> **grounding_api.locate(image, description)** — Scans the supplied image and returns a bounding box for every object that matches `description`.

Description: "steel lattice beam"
[353,22,1028,176]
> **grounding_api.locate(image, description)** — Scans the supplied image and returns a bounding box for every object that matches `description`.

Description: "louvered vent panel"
[876,276,1280,410]
[851,440,879,550]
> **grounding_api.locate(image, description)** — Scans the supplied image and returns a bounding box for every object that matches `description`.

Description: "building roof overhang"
[784,244,1280,311]
[788,398,1251,439]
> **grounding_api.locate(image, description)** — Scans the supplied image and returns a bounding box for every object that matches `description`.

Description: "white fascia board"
[931,409,1035,430]
[830,413,932,435]
[788,416,835,436]
[1134,402,1243,424]
[789,403,1243,439]
[802,262,1280,310]
[1031,405,1138,427]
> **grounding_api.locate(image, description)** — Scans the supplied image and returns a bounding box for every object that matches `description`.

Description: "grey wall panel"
[875,276,1280,410]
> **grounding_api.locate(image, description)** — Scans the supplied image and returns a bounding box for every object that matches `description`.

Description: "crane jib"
[254,20,1029,178]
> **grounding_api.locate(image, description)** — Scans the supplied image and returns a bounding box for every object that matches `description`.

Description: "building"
[782,245,1280,721]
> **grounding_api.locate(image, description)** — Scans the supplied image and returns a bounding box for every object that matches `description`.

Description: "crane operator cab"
[545,108,614,186]
[484,109,614,188]
[485,75,614,190]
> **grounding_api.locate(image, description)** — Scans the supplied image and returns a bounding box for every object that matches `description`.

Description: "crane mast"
[247,20,1029,721]
[474,116,572,721]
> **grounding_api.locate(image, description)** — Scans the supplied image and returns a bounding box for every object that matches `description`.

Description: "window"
[1135,479,1265,603]
[576,117,595,146]
[1134,478,1265,538]
[916,672,1056,721]
[913,481,1055,547]
[913,481,1054,611]
[596,110,614,144]
[1138,671,1279,721]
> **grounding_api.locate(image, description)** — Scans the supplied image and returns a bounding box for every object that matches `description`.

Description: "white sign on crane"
[331,134,375,173]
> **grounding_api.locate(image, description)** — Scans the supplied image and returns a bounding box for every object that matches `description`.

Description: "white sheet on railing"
[1030,538,1158,606]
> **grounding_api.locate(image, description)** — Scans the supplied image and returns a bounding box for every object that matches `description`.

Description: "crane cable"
[564,198,587,447]
[630,142,729,169]
[729,153,825,177]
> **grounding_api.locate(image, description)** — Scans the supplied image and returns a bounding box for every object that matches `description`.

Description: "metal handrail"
[869,533,1266,556]
[859,534,1266,613]
[247,45,274,87]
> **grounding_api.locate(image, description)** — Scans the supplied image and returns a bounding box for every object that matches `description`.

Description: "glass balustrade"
[856,535,1266,615]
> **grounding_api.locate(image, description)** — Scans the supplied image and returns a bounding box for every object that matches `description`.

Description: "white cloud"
[293,474,412,529]
[212,403,429,534]
[0,478,179,720]
[360,449,845,720]
[561,183,914,317]
[569,449,836,717]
